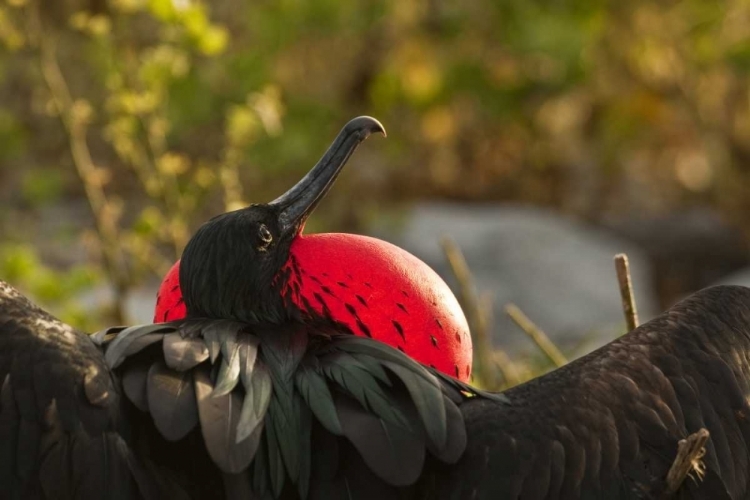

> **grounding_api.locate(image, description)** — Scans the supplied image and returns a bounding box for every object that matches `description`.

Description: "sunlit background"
[2,0,750,387]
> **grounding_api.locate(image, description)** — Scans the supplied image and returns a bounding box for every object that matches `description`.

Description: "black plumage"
[6,258,750,499]
[419,285,750,500]
[9,281,750,498]
[0,281,189,499]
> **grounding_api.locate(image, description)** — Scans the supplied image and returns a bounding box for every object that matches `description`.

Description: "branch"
[614,253,639,331]
[662,428,709,497]
[26,2,127,322]
[505,303,567,368]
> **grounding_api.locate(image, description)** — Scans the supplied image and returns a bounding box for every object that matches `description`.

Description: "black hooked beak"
[269,116,386,237]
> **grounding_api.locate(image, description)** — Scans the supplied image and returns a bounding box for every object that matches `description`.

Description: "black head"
[179,116,386,324]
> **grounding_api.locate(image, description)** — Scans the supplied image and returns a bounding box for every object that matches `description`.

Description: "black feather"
[237,358,272,443]
[238,335,259,388]
[297,392,313,500]
[427,395,466,463]
[321,353,411,431]
[163,332,209,371]
[194,365,260,474]
[335,393,425,486]
[213,349,241,397]
[122,362,150,411]
[264,409,287,497]
[201,320,243,364]
[146,361,199,441]
[267,387,301,486]
[202,326,222,364]
[295,361,342,435]
[252,432,270,496]
[222,471,254,500]
[383,361,447,451]
[104,324,174,368]
[256,325,308,378]
[309,419,339,481]
[0,374,19,496]
[309,439,401,500]
[83,364,112,406]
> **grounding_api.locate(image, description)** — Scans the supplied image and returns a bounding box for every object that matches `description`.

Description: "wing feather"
[0,281,182,498]
[194,365,260,474]
[146,361,199,441]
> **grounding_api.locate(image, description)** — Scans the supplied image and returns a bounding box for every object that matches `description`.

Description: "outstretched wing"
[424,285,750,500]
[102,317,490,499]
[0,280,185,500]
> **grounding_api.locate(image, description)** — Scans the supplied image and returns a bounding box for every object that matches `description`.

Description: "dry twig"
[505,303,567,368]
[662,428,709,497]
[441,236,515,387]
[477,292,520,387]
[614,253,639,331]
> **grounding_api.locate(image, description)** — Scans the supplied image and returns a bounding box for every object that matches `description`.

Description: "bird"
[151,121,473,383]
[2,115,750,500]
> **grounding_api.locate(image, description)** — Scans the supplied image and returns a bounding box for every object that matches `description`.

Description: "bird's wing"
[103,317,485,499]
[0,280,186,500]
[423,285,750,500]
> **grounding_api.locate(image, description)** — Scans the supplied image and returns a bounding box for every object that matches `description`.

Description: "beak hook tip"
[346,115,387,139]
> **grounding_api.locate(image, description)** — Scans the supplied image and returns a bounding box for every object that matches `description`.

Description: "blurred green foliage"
[0,0,749,363]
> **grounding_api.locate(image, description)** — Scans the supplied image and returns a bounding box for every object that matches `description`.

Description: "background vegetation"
[2,0,750,387]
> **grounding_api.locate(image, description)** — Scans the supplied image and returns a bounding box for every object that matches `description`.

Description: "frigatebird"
[2,116,749,499]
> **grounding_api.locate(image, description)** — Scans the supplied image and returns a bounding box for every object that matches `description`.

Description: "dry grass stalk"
[662,428,709,497]
[440,236,512,387]
[614,253,639,331]
[477,292,520,387]
[505,303,567,368]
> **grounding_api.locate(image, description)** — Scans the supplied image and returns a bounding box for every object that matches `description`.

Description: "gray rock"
[603,208,749,309]
[380,203,658,357]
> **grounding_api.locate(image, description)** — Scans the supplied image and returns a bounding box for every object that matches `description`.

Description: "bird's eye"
[258,224,273,246]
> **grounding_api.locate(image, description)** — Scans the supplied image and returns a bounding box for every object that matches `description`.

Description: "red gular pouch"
[153,234,473,382]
